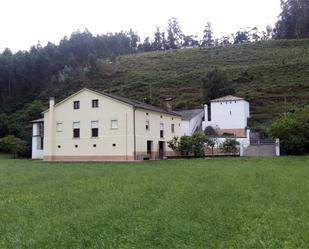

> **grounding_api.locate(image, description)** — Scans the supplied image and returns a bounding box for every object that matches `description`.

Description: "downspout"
[133,107,136,160]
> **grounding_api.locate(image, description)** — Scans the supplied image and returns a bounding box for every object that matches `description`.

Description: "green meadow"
[0,157,309,248]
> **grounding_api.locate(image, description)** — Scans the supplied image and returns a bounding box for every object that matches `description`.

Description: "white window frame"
[111,119,118,129]
[145,120,150,131]
[56,122,63,132]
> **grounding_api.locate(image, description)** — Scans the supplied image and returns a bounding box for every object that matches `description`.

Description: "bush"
[222,139,240,154]
[0,135,28,158]
[269,106,309,154]
[168,132,208,156]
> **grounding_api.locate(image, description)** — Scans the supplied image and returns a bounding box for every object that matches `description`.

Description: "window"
[73,122,80,138]
[111,119,118,129]
[171,123,175,133]
[160,123,164,138]
[73,101,80,109]
[56,122,63,132]
[91,121,99,137]
[92,99,99,108]
[230,111,232,115]
[145,120,150,130]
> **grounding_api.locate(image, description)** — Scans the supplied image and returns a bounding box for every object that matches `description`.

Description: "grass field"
[1,157,309,249]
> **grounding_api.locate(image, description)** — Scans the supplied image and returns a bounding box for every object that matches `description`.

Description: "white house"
[31,88,182,161]
[175,109,204,136]
[202,95,250,138]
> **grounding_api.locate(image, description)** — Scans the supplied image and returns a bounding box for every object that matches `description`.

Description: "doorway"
[147,140,152,159]
[158,141,164,159]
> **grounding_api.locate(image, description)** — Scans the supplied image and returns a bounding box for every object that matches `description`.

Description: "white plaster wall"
[181,111,204,136]
[135,109,182,154]
[181,121,190,136]
[32,123,43,159]
[203,100,249,130]
[43,89,135,158]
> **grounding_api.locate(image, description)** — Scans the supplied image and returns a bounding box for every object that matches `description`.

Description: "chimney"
[49,97,55,108]
[164,97,173,112]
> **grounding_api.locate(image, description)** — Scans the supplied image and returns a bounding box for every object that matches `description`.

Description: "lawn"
[0,157,309,249]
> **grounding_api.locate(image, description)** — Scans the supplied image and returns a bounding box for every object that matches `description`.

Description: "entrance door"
[147,140,152,159]
[158,141,164,159]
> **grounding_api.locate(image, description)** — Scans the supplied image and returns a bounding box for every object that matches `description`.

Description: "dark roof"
[175,109,204,121]
[100,91,181,116]
[210,95,245,102]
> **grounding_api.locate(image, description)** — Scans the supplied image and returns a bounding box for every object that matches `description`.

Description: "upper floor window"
[111,119,118,129]
[160,123,164,138]
[73,122,80,138]
[73,101,80,109]
[91,121,99,137]
[145,120,150,130]
[171,123,175,133]
[92,99,99,108]
[56,122,63,132]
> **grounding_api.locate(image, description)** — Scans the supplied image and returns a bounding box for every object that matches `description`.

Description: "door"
[147,140,152,159]
[158,141,164,159]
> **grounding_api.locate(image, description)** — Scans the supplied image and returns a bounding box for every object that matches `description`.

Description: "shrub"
[269,106,309,154]
[191,132,209,156]
[0,135,27,158]
[168,132,208,156]
[222,139,240,154]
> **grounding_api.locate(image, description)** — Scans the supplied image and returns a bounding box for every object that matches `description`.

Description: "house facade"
[202,95,250,138]
[32,88,182,161]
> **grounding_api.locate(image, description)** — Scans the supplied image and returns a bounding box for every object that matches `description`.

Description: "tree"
[166,17,183,49]
[152,27,163,51]
[201,22,214,47]
[233,30,249,44]
[128,29,140,52]
[138,37,152,52]
[0,135,27,158]
[182,35,199,48]
[202,68,235,103]
[191,132,208,156]
[275,0,309,39]
[269,106,309,154]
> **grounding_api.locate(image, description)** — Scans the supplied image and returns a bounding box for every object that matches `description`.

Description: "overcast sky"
[1,0,281,52]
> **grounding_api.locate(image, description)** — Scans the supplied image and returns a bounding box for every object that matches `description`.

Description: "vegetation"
[0,157,309,248]
[275,0,309,39]
[168,132,209,156]
[269,106,309,154]
[222,139,240,154]
[0,135,27,158]
[202,67,235,102]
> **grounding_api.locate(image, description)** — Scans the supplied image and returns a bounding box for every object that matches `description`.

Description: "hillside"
[74,39,308,128]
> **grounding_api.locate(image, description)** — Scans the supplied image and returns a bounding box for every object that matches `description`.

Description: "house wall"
[135,109,182,159]
[202,100,250,137]
[181,121,190,136]
[43,89,135,161]
[180,111,204,136]
[32,123,43,159]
